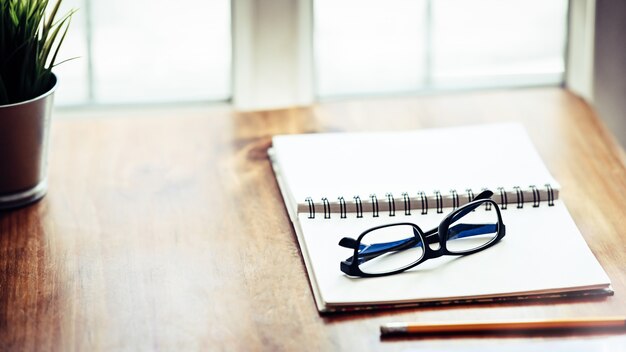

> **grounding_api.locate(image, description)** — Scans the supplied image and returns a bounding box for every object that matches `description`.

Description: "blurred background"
[53,0,231,105]
[52,0,625,147]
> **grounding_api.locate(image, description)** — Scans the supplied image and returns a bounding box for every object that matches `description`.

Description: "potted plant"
[0,0,75,209]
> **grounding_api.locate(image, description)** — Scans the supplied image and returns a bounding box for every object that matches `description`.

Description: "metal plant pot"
[0,74,57,209]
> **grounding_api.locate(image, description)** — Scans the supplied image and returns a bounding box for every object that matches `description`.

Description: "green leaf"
[0,0,75,104]
[42,0,59,42]
[47,15,71,69]
[9,6,19,26]
[51,55,79,68]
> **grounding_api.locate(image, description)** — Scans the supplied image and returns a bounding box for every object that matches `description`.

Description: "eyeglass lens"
[446,202,499,254]
[358,225,424,275]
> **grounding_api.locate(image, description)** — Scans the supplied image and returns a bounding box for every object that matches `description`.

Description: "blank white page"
[271,123,559,215]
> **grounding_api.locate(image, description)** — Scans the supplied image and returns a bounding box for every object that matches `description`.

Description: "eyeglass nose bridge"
[425,231,445,257]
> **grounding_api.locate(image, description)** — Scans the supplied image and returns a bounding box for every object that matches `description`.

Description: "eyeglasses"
[338,190,506,277]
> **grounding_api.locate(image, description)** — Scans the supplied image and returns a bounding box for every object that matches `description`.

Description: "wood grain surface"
[1,88,625,351]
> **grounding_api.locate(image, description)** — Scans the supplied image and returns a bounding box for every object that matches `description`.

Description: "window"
[53,0,571,109]
[54,0,231,106]
[314,0,426,97]
[315,0,568,98]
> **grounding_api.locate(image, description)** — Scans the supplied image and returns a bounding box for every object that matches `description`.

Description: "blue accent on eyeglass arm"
[353,237,423,264]
[447,223,498,240]
[358,237,420,256]
[339,236,423,264]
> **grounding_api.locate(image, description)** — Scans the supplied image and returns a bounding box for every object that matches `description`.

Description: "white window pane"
[53,0,89,106]
[315,0,427,97]
[91,0,231,104]
[432,0,568,89]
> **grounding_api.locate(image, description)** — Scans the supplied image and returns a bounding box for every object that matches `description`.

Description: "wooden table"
[1,88,625,351]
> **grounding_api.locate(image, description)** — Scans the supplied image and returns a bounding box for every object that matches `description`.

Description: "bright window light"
[432,0,567,89]
[51,0,89,105]
[54,0,231,106]
[315,0,427,97]
[315,0,568,98]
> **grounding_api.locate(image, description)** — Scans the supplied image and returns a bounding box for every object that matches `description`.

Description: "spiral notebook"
[269,123,612,313]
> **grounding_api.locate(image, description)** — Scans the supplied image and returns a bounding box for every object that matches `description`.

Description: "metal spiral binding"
[434,190,443,214]
[402,192,411,215]
[450,189,459,209]
[322,197,331,219]
[338,196,347,218]
[305,197,315,219]
[353,196,363,218]
[386,193,396,217]
[418,191,428,215]
[497,187,508,209]
[545,184,555,206]
[304,184,557,219]
[369,194,379,217]
[530,185,540,207]
[466,188,475,203]
[513,186,524,208]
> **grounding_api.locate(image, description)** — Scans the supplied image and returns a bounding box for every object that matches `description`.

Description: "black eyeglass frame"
[339,190,506,278]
